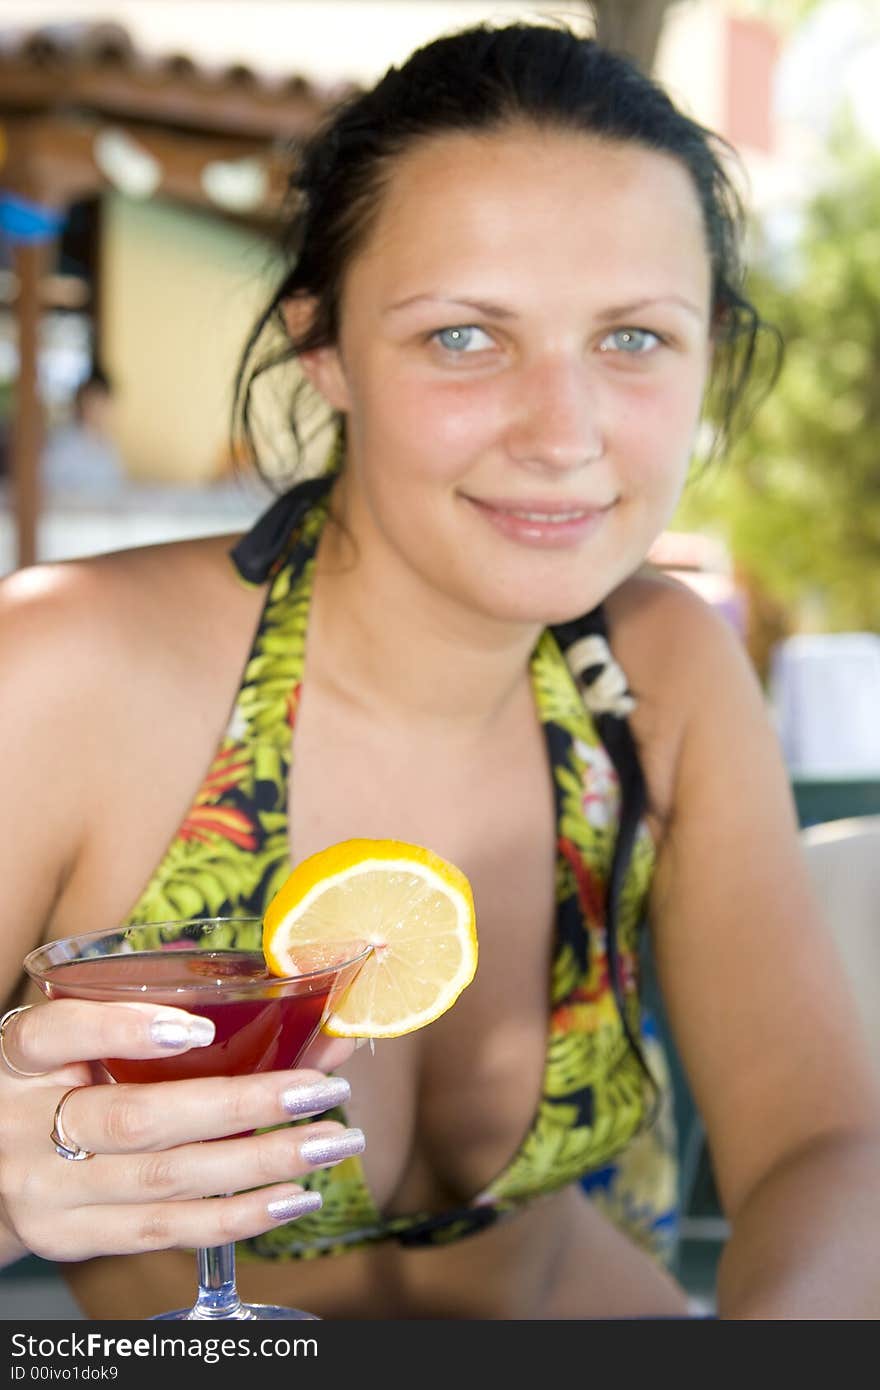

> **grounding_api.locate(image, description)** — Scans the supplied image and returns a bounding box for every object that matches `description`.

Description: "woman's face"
[306,125,713,627]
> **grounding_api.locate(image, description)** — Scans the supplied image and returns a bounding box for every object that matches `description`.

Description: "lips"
[463,495,616,549]
[485,505,599,522]
[466,497,616,519]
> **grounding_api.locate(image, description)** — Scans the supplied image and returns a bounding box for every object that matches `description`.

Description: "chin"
[472,544,643,627]
[487,565,631,626]
[473,588,612,629]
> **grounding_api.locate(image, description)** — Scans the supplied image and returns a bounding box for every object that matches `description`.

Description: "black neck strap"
[229,474,337,585]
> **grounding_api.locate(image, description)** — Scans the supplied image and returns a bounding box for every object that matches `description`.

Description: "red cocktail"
[24,919,370,1321]
[38,949,341,1083]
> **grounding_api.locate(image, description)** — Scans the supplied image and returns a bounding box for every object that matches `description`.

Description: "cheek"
[356,370,501,476]
[615,376,703,489]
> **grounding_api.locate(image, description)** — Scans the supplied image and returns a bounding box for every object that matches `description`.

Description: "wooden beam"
[0,57,339,142]
[9,237,51,570]
[1,115,291,217]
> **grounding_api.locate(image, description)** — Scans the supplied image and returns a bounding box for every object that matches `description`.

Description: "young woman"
[1,21,878,1320]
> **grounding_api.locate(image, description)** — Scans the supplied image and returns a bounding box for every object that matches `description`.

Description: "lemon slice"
[263,838,478,1038]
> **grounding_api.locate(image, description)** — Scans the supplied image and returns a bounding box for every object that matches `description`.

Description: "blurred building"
[0,1,838,569]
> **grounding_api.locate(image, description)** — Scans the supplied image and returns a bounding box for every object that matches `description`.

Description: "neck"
[308,499,542,733]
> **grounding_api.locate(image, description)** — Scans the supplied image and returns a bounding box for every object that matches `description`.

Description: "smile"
[464,496,616,549]
[501,508,595,522]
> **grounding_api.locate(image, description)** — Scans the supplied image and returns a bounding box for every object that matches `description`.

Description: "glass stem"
[191,1243,249,1320]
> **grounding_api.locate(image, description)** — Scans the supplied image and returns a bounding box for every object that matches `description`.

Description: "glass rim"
[23,918,373,993]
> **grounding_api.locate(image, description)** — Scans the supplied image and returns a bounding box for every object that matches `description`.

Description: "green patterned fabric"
[123,484,678,1262]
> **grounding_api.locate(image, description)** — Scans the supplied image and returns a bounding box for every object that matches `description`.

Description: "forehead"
[346,125,711,311]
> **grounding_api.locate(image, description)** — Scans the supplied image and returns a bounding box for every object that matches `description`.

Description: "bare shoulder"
[0,532,252,685]
[0,532,261,777]
[0,535,262,959]
[606,563,756,696]
[602,564,765,826]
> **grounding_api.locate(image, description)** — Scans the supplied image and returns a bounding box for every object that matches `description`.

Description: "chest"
[288,685,560,1209]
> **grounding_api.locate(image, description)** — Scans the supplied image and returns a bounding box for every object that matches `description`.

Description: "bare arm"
[629,580,880,1318]
[0,560,360,1272]
[0,565,96,1001]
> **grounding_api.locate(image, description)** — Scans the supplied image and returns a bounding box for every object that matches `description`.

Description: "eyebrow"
[596,295,705,323]
[385,293,705,322]
[385,294,514,319]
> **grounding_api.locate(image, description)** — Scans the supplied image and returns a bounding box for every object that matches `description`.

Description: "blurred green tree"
[673,131,880,642]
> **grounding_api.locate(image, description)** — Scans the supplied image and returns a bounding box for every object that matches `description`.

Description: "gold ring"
[50,1086,94,1162]
[0,1004,44,1078]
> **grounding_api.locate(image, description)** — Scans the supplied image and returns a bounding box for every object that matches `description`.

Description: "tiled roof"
[0,21,353,138]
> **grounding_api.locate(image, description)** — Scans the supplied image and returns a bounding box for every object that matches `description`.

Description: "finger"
[29,1184,329,1262]
[298,1032,357,1071]
[53,1069,353,1154]
[5,1000,216,1074]
[56,1121,367,1206]
[1,1006,44,1078]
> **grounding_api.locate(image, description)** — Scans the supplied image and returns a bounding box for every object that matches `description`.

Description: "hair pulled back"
[233,19,776,476]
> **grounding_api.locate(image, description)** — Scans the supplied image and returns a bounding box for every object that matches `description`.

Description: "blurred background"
[1,0,879,1319]
[2,3,879,679]
[3,1,880,650]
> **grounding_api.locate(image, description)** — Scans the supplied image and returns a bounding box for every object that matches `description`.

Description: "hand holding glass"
[24,918,370,1320]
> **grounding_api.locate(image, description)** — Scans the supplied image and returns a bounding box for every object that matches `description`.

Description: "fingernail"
[299,1127,365,1168]
[267,1190,323,1222]
[150,1014,215,1050]
[281,1076,351,1117]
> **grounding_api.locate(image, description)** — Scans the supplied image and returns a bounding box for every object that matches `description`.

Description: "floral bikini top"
[123,475,674,1262]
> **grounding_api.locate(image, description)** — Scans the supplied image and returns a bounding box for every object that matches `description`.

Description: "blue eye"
[434,325,493,353]
[600,328,661,354]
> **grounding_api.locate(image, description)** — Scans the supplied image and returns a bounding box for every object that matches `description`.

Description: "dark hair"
[80,364,112,393]
[233,19,779,478]
[232,20,780,1103]
[73,365,113,422]
[75,364,112,398]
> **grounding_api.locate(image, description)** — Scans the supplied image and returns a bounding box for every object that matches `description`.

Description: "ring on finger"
[0,1005,44,1078]
[50,1086,95,1162]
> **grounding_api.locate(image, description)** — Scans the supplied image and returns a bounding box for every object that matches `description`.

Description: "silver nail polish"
[299,1127,365,1168]
[150,1015,215,1050]
[267,1190,323,1222]
[281,1076,351,1117]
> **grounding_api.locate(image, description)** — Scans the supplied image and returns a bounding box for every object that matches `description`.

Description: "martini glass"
[24,917,370,1321]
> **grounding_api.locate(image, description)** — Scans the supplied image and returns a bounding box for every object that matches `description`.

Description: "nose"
[504,355,604,472]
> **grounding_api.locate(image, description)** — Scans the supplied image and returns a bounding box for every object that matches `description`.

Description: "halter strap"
[229,474,337,584]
